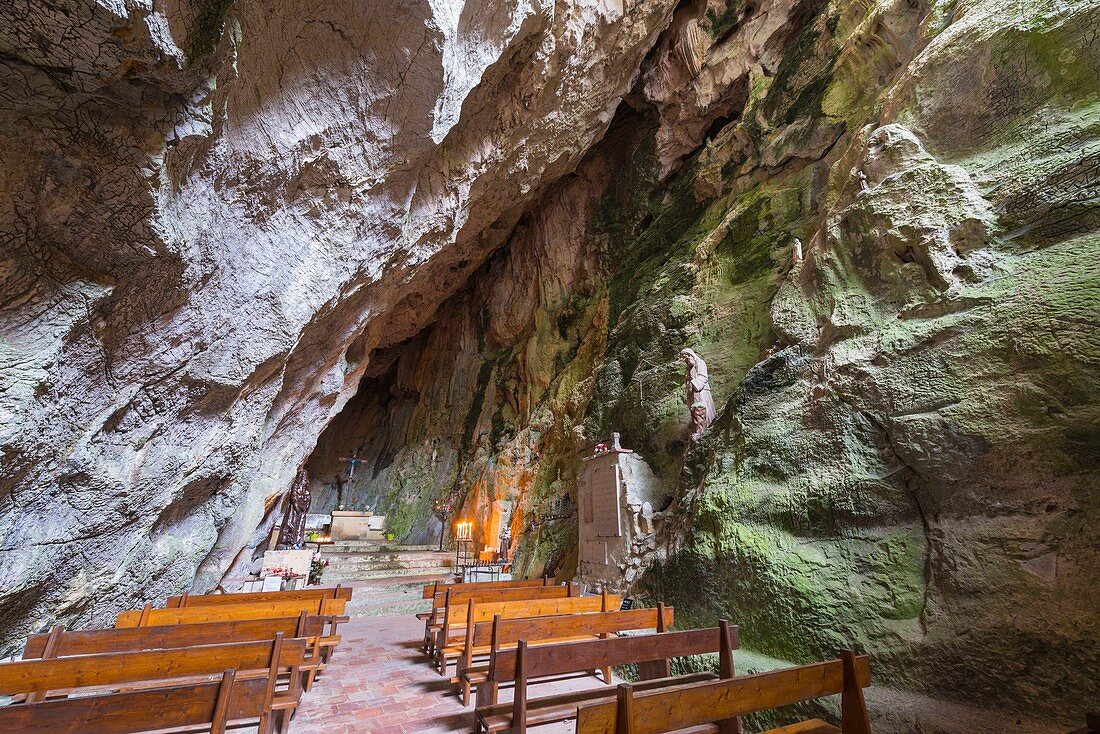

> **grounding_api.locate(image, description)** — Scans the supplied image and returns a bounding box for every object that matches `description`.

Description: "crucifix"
[337,450,364,511]
[339,450,365,479]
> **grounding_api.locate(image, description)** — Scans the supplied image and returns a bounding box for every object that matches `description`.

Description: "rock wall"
[0,0,678,643]
[1,0,1097,730]
[308,0,1100,730]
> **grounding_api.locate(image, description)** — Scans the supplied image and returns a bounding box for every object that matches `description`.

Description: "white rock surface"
[0,0,678,647]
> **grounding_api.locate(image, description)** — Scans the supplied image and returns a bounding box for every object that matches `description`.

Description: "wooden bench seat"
[458,635,594,684]
[423,583,576,655]
[0,668,268,733]
[575,650,873,734]
[419,577,557,633]
[166,585,353,608]
[421,577,556,599]
[24,612,339,691]
[457,604,676,706]
[477,672,720,732]
[0,634,307,733]
[435,592,621,674]
[116,597,347,627]
[474,621,738,734]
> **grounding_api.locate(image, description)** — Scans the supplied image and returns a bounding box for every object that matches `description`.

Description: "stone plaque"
[261,549,312,576]
[591,463,622,537]
[580,539,608,565]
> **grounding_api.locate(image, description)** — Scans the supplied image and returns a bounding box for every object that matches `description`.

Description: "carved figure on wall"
[276,469,312,549]
[680,348,716,441]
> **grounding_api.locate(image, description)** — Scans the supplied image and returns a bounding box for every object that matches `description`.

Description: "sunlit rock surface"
[1,0,1097,731]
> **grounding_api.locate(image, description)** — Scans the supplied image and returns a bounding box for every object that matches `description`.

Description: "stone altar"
[577,435,670,590]
[330,510,386,540]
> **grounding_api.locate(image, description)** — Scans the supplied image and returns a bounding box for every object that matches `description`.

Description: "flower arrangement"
[308,553,330,585]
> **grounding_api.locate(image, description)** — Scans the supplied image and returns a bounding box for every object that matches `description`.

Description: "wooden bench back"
[0,635,307,696]
[451,592,619,628]
[24,614,328,658]
[0,668,266,734]
[575,651,873,734]
[433,584,576,626]
[473,604,674,648]
[437,583,575,608]
[503,622,739,732]
[442,593,620,645]
[115,597,346,627]
[422,577,556,599]
[502,621,736,684]
[166,585,352,607]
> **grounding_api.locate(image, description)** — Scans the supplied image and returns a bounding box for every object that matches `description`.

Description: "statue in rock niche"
[680,348,716,441]
[276,468,312,549]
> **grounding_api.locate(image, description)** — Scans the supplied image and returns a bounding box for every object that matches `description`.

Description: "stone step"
[320,541,438,552]
[325,560,453,574]
[324,553,452,564]
[322,549,452,560]
[317,546,454,582]
[320,547,451,559]
[325,565,453,582]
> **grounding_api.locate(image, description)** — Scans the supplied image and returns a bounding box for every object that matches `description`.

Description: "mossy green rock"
[307,0,1098,730]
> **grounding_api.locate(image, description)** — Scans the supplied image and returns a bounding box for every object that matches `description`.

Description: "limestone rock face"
[1,0,1098,731]
[0,0,677,645]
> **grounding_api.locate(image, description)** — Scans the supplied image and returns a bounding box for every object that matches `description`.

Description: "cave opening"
[1,0,1097,731]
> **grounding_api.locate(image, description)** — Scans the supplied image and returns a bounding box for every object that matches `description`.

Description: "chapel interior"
[0,1,1097,733]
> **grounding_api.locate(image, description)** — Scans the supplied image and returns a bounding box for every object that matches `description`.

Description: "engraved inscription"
[592,463,622,537]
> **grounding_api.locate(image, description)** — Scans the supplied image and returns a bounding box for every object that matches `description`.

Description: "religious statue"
[680,348,716,441]
[276,469,312,549]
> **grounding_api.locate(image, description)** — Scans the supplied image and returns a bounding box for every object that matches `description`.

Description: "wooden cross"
[339,451,364,479]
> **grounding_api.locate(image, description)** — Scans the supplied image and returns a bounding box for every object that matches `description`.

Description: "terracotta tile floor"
[290,613,617,734]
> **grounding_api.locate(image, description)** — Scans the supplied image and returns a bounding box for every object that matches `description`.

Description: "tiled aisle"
[289,613,610,734]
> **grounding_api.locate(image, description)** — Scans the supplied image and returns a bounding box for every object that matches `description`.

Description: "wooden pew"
[475,621,739,734]
[115,596,347,627]
[457,604,676,706]
[435,592,622,675]
[0,634,308,733]
[421,577,556,600]
[424,583,578,654]
[166,584,353,608]
[575,650,873,734]
[1,669,269,734]
[24,612,338,691]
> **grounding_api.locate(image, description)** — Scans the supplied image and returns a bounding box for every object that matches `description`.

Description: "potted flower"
[308,553,330,585]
